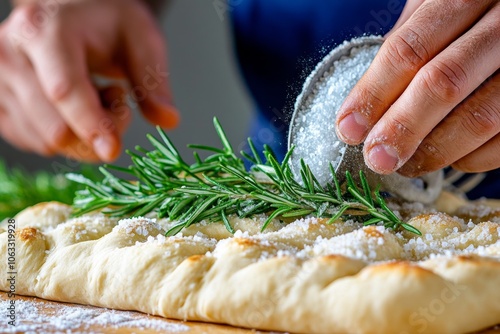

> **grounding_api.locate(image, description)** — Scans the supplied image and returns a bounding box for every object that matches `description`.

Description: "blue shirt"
[229,0,499,199]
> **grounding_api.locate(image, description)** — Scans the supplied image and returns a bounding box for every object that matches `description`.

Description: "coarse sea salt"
[117,217,162,236]
[291,42,380,186]
[0,299,189,334]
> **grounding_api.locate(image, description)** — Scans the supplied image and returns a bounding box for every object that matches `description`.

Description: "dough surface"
[1,200,500,334]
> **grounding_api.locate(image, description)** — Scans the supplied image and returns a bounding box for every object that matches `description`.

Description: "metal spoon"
[287,36,443,204]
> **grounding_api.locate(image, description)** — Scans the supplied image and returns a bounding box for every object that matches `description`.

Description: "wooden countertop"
[0,292,273,334]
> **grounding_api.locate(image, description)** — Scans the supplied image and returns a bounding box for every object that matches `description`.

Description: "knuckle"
[8,3,63,35]
[388,114,418,138]
[383,27,429,73]
[45,78,76,103]
[364,88,386,111]
[7,2,66,49]
[9,4,42,29]
[351,87,387,121]
[418,61,467,103]
[463,100,500,137]
[419,139,449,169]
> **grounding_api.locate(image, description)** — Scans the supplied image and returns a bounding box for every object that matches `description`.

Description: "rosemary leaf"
[359,170,374,207]
[221,210,235,234]
[327,204,349,224]
[401,223,422,236]
[261,206,290,231]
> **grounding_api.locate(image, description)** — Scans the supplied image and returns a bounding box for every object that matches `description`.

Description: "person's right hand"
[0,0,179,162]
[335,0,499,177]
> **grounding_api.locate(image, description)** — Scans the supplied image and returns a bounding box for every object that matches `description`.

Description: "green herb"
[0,161,100,221]
[67,118,421,236]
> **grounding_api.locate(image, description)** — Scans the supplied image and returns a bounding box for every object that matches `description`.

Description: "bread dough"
[1,199,500,334]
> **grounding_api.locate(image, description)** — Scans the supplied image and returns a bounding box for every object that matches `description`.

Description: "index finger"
[335,0,493,145]
[11,8,120,161]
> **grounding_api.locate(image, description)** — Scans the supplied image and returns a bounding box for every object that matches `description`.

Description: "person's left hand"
[0,0,178,163]
[335,0,500,177]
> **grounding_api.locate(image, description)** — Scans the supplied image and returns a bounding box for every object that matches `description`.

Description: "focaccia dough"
[1,200,500,334]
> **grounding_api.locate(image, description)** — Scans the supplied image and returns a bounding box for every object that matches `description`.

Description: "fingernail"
[93,135,117,162]
[366,144,399,174]
[336,112,369,144]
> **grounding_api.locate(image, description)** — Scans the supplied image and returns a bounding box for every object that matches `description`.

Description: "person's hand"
[0,0,178,162]
[335,0,499,177]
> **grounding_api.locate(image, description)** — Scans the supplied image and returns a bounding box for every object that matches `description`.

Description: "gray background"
[0,1,253,172]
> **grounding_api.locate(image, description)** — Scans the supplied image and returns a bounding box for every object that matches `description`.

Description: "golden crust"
[1,201,500,333]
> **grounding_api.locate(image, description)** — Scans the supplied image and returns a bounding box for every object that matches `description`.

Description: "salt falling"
[291,41,380,186]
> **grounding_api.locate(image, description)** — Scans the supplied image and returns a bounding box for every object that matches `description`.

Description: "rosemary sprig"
[67,118,421,236]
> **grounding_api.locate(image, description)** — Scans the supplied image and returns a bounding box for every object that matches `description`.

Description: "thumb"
[121,5,179,128]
